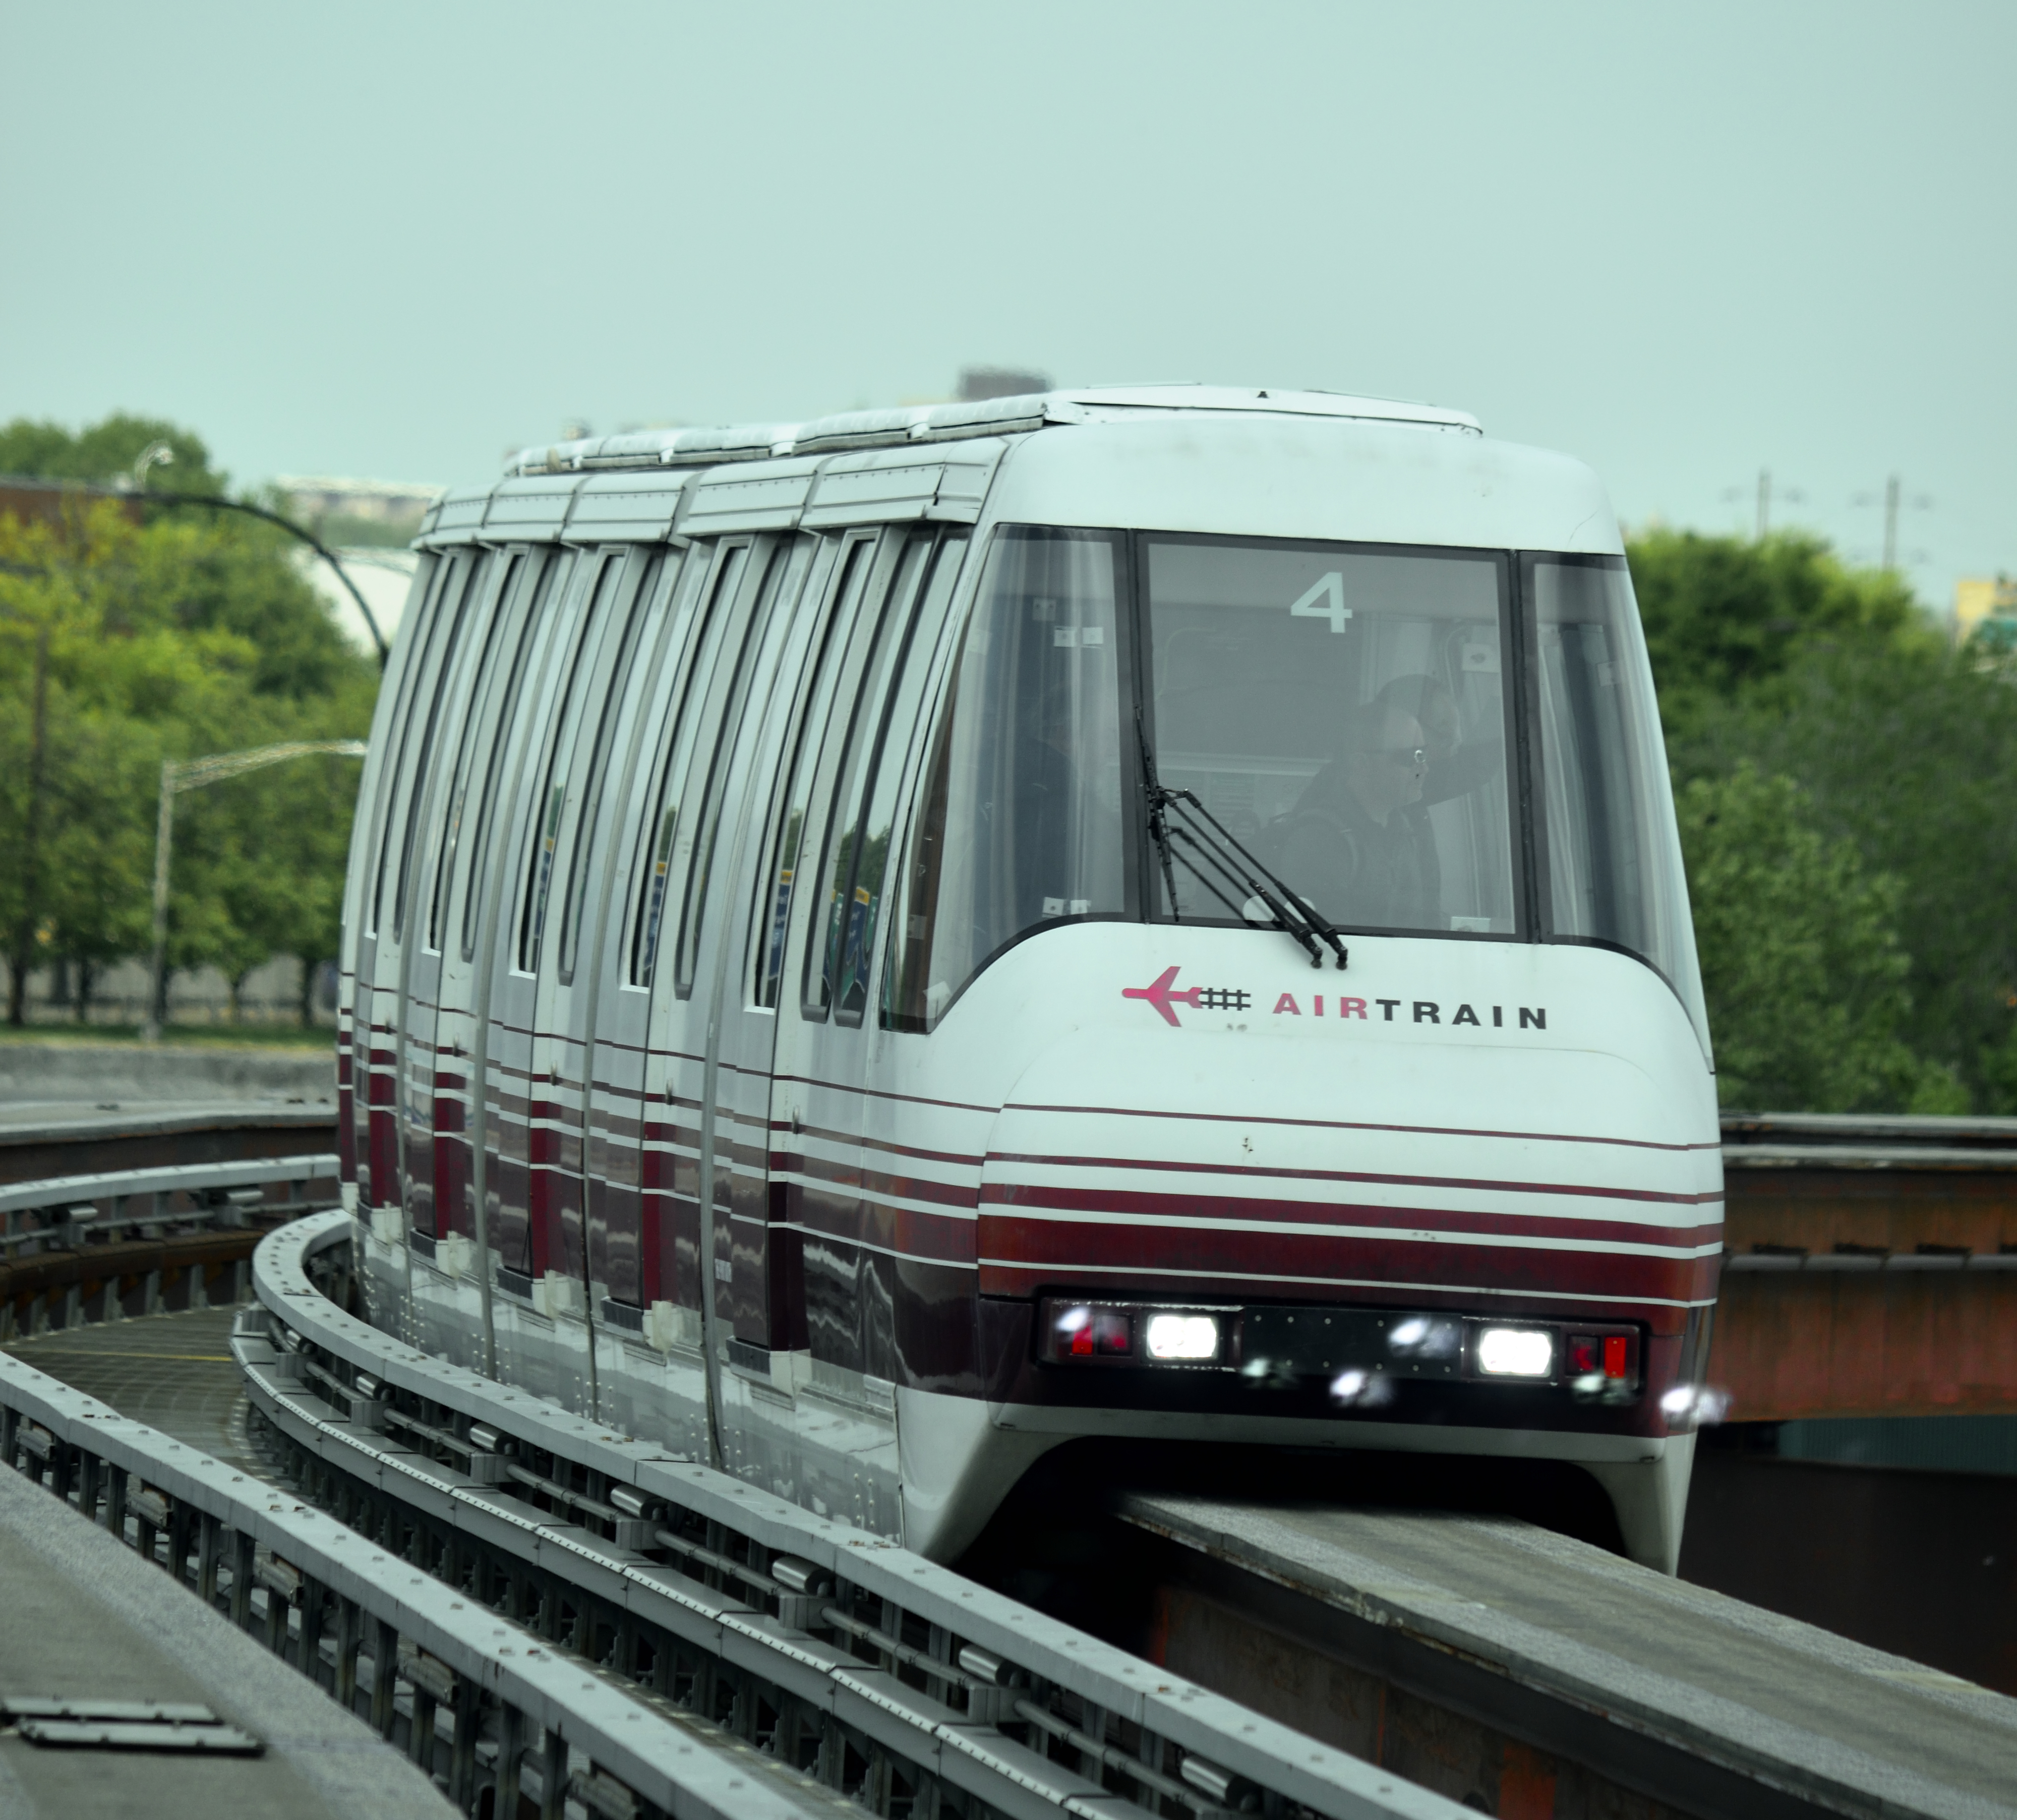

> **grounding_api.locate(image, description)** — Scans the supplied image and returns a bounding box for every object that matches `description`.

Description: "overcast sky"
[3,2,2009,613]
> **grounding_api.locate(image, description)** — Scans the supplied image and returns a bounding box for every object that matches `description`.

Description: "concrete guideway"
[1123,1494,2017,1820]
[0,1371,450,1819]
[0,1099,336,1190]
[0,1347,846,1820]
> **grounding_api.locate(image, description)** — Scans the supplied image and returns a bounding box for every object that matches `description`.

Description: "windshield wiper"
[1137,716,1347,971]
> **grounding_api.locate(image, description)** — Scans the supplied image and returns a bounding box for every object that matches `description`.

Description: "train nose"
[974,1024,1722,1312]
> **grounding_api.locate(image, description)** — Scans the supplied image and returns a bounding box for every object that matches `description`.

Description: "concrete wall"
[0,1043,335,1105]
[3,955,337,1029]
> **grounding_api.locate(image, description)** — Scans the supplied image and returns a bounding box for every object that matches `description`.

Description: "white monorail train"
[339,386,1721,1575]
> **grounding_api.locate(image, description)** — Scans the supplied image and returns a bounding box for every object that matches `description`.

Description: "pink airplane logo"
[1121,966,1251,1027]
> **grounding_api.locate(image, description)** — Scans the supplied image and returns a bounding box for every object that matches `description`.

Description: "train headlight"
[1475,1326,1554,1378]
[1145,1313,1220,1362]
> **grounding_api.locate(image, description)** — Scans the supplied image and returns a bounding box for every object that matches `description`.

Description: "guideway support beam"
[1715,1131,2017,1421]
[1120,1492,2017,1820]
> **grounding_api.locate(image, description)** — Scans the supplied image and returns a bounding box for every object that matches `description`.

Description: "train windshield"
[1144,537,1515,937]
[887,527,1705,1043]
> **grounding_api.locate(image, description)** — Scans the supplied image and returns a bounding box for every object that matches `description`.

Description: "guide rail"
[240,1209,1467,1820]
[0,1344,819,1817]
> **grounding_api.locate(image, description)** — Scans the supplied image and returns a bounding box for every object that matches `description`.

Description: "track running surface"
[4,1308,269,1478]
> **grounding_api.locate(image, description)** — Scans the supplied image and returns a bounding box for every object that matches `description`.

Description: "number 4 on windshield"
[1288,571,1350,634]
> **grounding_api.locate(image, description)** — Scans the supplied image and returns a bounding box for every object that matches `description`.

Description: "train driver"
[1277,697,1434,929]
[1372,673,1504,927]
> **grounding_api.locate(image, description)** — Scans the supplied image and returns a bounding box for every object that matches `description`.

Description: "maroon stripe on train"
[983,1153,1718,1208]
[776,1148,978,1213]
[976,1218,1718,1299]
[1004,1101,1722,1155]
[978,1185,1717,1251]
[785,1194,978,1266]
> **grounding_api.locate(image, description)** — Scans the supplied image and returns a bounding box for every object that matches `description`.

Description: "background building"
[1954,574,2017,648]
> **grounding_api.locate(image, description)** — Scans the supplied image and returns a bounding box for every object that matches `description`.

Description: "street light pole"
[6,625,51,1028]
[142,739,368,1043]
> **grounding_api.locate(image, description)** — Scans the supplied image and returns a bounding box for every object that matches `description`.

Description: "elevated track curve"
[0,1106,2011,1817]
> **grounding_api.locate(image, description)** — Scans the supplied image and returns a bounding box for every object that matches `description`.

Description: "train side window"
[383,552,487,940]
[556,550,665,983]
[429,553,524,952]
[362,554,455,938]
[461,550,571,962]
[409,552,514,951]
[883,527,1124,1031]
[866,534,969,1026]
[804,534,932,1022]
[627,542,749,987]
[750,534,878,1012]
[1530,553,1709,1046]
[516,554,626,974]
[671,538,808,997]
[744,537,848,1008]
[815,532,966,1025]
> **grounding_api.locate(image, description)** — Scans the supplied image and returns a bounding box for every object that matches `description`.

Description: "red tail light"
[1603,1334,1629,1379]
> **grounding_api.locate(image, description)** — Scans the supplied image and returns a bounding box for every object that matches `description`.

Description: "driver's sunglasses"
[1372,745,1427,769]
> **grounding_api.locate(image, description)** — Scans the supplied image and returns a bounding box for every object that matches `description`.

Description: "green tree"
[0,413,227,496]
[1627,527,1933,739]
[1676,766,1964,1111]
[0,480,375,1028]
[1677,643,2017,1108]
[122,510,368,700]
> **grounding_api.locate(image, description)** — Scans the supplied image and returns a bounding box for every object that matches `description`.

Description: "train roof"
[432,386,1616,557]
[502,385,1481,478]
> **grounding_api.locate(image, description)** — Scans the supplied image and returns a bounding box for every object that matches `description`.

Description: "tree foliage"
[1675,767,1965,1112]
[0,413,228,497]
[0,414,377,1026]
[1634,528,2017,1111]
[1629,527,1934,739]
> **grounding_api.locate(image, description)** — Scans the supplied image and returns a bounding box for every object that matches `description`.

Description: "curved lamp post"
[135,480,391,665]
[142,740,369,1043]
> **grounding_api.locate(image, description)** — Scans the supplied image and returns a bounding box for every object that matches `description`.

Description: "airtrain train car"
[338,386,1721,1575]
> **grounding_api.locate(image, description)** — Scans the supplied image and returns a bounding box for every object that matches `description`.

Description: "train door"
[746,529,891,1372]
[574,544,713,1334]
[636,533,823,1450]
[618,541,786,1347]
[754,527,965,1520]
[336,547,436,1206]
[393,550,502,1254]
[449,545,578,1371]
[575,533,820,1455]
[400,548,543,1361]
[356,553,484,1335]
[470,549,601,1399]
[483,547,642,1404]
[518,546,661,1309]
[346,550,452,1233]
